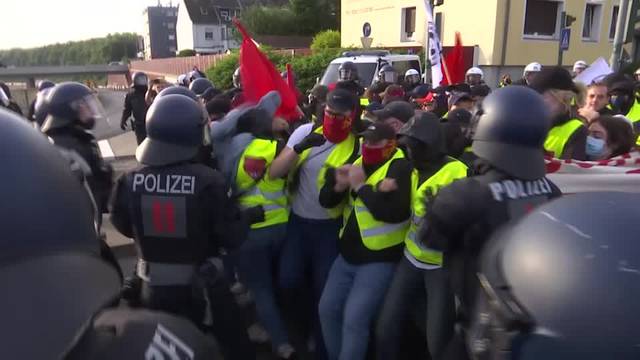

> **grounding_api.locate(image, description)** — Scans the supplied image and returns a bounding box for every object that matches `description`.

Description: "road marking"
[98,139,115,159]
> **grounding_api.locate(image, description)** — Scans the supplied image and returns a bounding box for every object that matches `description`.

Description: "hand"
[334,165,352,192]
[378,178,398,192]
[272,117,290,133]
[348,165,367,191]
[293,132,326,154]
[578,107,599,123]
[120,121,128,130]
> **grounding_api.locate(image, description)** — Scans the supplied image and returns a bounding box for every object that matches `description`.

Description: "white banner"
[424,1,443,86]
[574,57,613,86]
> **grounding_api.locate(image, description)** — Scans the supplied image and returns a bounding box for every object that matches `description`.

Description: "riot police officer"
[189,77,215,102]
[109,94,256,359]
[466,192,640,360]
[28,79,55,122]
[417,86,562,358]
[121,71,150,144]
[0,108,220,360]
[336,61,365,98]
[41,82,113,214]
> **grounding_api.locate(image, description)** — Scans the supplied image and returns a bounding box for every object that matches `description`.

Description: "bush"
[206,49,292,90]
[290,48,343,92]
[177,49,196,57]
[311,30,341,51]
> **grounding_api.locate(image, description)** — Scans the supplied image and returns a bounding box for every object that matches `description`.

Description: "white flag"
[424,1,443,86]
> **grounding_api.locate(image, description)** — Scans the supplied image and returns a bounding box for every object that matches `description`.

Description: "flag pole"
[441,55,451,85]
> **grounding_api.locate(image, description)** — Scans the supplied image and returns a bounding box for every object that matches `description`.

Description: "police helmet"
[0,86,8,107]
[177,73,189,87]
[233,67,242,89]
[573,60,588,73]
[471,192,640,360]
[41,82,105,132]
[188,70,203,82]
[37,79,55,92]
[131,72,149,87]
[0,108,121,359]
[399,111,445,152]
[189,77,214,96]
[339,61,358,82]
[33,87,52,127]
[156,85,199,103]
[136,94,206,166]
[378,64,397,84]
[472,86,550,180]
[466,67,484,78]
[523,62,542,76]
[404,68,421,85]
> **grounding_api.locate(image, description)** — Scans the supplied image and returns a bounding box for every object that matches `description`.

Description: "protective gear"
[339,61,359,82]
[121,84,149,144]
[361,139,397,165]
[293,131,326,154]
[0,86,9,107]
[322,110,353,143]
[523,62,542,76]
[156,85,199,102]
[573,60,588,73]
[136,94,206,166]
[404,68,421,86]
[473,86,551,180]
[37,79,55,91]
[177,74,189,87]
[233,67,242,89]
[189,78,214,96]
[470,192,640,359]
[378,64,397,84]
[585,135,606,157]
[41,82,105,131]
[0,109,121,359]
[33,87,52,127]
[188,70,204,82]
[465,67,483,78]
[131,72,149,87]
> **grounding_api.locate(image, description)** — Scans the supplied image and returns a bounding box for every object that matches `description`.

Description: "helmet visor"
[407,74,421,85]
[339,68,354,81]
[70,94,106,124]
[383,71,397,83]
[0,87,9,107]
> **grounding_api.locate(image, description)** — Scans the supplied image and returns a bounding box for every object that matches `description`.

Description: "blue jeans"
[279,213,341,359]
[319,255,397,360]
[237,223,289,349]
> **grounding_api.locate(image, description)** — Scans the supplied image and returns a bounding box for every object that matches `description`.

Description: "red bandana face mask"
[323,110,352,143]
[362,140,396,165]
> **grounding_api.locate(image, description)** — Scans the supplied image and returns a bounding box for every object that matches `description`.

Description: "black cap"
[448,92,473,107]
[326,89,357,113]
[530,66,578,93]
[470,84,491,98]
[447,108,472,126]
[409,84,431,98]
[398,111,445,151]
[360,121,397,142]
[373,101,416,123]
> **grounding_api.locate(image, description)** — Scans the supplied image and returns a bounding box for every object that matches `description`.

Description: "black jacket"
[121,90,148,125]
[320,154,412,264]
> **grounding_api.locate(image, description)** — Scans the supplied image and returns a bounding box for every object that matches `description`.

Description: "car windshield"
[320,63,378,88]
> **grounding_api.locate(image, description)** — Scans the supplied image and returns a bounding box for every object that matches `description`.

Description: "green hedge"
[311,30,341,51]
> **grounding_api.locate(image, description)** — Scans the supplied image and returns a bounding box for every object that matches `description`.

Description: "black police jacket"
[110,162,247,264]
[121,90,148,125]
[419,165,561,319]
[46,125,114,213]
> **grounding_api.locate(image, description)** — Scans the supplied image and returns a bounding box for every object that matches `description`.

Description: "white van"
[320,50,422,89]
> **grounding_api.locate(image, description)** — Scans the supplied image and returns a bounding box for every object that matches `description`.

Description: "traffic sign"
[560,28,571,51]
[363,22,372,38]
[361,37,373,49]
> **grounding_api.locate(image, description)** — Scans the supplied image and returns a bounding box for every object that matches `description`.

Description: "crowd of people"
[0,56,639,360]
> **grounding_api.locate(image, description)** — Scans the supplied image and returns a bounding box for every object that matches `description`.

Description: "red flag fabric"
[441,32,465,86]
[233,19,300,121]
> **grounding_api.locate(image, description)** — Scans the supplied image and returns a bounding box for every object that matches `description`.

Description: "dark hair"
[592,116,635,157]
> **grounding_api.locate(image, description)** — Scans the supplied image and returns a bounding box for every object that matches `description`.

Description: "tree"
[241,0,338,36]
[311,30,341,51]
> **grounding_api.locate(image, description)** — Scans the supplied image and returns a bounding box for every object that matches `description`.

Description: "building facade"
[342,0,631,85]
[176,0,243,54]
[143,5,179,59]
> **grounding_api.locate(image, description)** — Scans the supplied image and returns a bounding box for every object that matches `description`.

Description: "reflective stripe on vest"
[544,119,584,158]
[294,126,358,219]
[236,139,289,229]
[360,98,370,107]
[340,150,409,250]
[405,159,468,266]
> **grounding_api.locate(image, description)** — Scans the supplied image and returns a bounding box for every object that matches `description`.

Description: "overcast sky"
[0,0,174,50]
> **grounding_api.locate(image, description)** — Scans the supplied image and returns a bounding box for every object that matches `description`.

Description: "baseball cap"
[448,92,473,107]
[326,89,357,113]
[373,101,416,123]
[359,122,397,142]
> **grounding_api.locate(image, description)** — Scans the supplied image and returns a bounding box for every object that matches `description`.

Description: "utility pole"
[610,0,631,71]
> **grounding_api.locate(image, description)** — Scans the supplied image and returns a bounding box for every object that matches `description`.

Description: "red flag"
[233,19,300,122]
[441,32,465,86]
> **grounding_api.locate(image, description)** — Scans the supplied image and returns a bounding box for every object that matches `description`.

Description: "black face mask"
[399,136,441,169]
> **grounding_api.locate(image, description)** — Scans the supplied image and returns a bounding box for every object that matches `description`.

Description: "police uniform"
[122,89,149,144]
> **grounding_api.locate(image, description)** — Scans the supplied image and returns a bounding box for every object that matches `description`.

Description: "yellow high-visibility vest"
[544,119,584,158]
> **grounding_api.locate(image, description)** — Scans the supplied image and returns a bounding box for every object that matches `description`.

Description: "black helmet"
[156,85,199,102]
[339,61,358,82]
[137,94,206,166]
[378,64,397,84]
[41,82,105,132]
[233,67,241,89]
[399,111,445,152]
[131,72,149,88]
[471,192,640,360]
[472,86,550,180]
[33,87,53,127]
[0,109,121,359]
[37,79,55,92]
[189,77,214,96]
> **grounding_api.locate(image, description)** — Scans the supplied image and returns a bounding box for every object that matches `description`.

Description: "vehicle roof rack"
[341,50,391,57]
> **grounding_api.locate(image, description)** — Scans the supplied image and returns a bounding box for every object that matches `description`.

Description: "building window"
[610,5,620,39]
[523,0,563,38]
[205,31,214,40]
[401,7,417,41]
[167,22,175,29]
[168,34,175,41]
[582,2,603,41]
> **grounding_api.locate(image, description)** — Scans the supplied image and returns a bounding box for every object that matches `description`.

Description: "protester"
[372,100,415,133]
[319,121,411,360]
[587,115,636,160]
[206,95,232,122]
[579,82,613,122]
[442,108,474,163]
[145,78,171,106]
[604,73,640,143]
[446,92,474,116]
[573,60,588,77]
[304,84,329,125]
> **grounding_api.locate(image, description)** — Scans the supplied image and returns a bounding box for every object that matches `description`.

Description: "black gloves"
[293,132,326,154]
[120,120,128,130]
[244,205,265,225]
